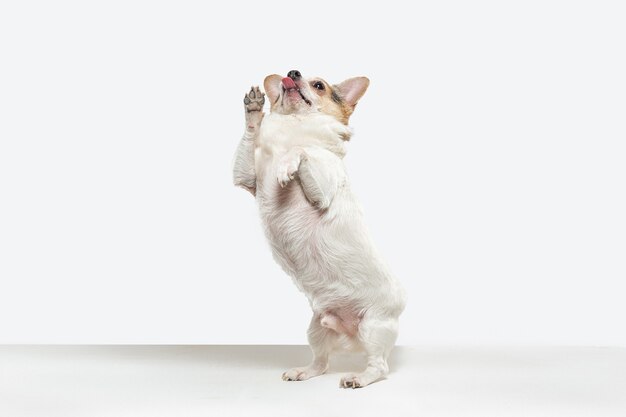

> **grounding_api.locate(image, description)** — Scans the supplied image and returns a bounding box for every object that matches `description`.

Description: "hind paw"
[282,368,309,381]
[340,374,362,389]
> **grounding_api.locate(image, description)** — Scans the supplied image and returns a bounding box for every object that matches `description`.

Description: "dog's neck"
[258,112,351,158]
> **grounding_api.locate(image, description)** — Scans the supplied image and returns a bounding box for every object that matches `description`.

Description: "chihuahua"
[233,70,405,388]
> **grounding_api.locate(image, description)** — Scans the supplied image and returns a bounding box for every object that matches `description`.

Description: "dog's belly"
[256,179,350,295]
[257,180,325,281]
[255,167,405,321]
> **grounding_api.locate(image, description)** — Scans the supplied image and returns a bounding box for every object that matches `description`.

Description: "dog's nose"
[287,70,302,80]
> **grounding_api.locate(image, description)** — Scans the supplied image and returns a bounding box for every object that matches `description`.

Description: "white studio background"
[0,1,624,346]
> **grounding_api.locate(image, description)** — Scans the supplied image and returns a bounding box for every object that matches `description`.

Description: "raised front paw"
[244,86,265,113]
[244,86,265,131]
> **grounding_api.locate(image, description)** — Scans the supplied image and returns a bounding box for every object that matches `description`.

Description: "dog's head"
[264,70,369,125]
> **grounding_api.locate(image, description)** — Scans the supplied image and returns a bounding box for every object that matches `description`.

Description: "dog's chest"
[256,163,319,261]
[252,151,326,291]
[251,114,347,288]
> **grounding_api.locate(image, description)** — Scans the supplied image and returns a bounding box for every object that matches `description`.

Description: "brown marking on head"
[310,77,370,125]
[263,71,370,126]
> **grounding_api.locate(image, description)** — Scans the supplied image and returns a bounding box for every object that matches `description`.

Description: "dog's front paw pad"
[340,374,362,389]
[244,86,265,113]
[277,158,300,188]
[282,368,307,381]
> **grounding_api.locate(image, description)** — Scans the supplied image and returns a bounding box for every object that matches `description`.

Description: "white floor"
[0,345,625,417]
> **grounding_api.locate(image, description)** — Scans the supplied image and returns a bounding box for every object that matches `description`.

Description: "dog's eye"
[313,81,325,91]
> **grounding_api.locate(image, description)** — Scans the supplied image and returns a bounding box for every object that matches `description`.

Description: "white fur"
[234,83,406,388]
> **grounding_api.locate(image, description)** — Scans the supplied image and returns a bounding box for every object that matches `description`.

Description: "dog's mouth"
[281,77,311,106]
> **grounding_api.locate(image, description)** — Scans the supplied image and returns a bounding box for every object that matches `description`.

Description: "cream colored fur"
[233,78,405,388]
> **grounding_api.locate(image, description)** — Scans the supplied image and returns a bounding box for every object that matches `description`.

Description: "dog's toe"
[340,374,362,389]
[282,368,307,381]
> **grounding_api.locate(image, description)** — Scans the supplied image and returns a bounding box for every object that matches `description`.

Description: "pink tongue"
[282,77,297,89]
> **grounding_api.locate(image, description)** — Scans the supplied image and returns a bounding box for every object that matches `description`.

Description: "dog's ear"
[336,77,369,108]
[263,74,282,107]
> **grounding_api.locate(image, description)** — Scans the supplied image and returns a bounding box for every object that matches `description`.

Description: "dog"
[233,70,406,388]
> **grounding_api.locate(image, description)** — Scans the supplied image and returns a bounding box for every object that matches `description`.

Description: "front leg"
[233,86,265,196]
[276,148,303,188]
[277,147,346,209]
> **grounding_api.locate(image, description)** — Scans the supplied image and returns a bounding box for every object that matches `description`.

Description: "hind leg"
[339,316,399,388]
[282,314,335,381]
